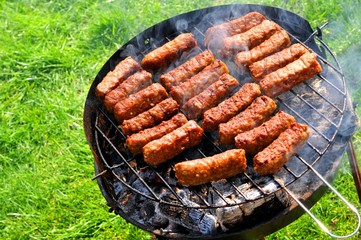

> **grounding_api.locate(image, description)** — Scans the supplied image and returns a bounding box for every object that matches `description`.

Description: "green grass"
[0,0,360,239]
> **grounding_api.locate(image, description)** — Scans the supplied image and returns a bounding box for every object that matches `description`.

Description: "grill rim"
[83,3,358,239]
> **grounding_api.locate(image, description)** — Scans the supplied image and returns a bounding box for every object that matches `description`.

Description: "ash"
[106,158,292,237]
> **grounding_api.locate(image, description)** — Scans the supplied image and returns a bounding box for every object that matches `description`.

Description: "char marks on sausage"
[219,96,277,145]
[143,120,203,166]
[160,50,215,91]
[103,69,152,113]
[204,11,266,47]
[253,122,310,175]
[235,111,296,155]
[235,29,291,67]
[96,56,141,100]
[249,43,309,82]
[170,59,229,106]
[126,113,188,155]
[113,83,168,123]
[222,20,281,56]
[202,83,261,131]
[121,98,180,136]
[141,33,197,72]
[174,149,246,186]
[182,73,239,120]
[259,52,322,98]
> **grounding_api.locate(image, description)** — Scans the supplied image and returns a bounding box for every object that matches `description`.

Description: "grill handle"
[280,162,361,239]
[347,140,361,203]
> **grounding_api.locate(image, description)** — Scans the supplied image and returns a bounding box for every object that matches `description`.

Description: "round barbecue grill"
[83,4,360,239]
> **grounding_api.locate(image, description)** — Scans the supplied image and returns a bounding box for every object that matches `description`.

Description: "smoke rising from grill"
[84,3,361,239]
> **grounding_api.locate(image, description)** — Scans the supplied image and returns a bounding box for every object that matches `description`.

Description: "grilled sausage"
[249,43,309,82]
[170,59,229,106]
[253,122,310,175]
[219,96,277,145]
[103,70,152,113]
[96,56,141,100]
[202,83,261,131]
[160,50,215,91]
[126,113,188,155]
[143,120,203,166]
[235,111,296,155]
[259,52,322,98]
[121,98,180,136]
[113,83,168,122]
[235,30,291,67]
[182,73,239,120]
[204,12,266,47]
[222,20,281,56]
[174,149,247,186]
[141,33,197,72]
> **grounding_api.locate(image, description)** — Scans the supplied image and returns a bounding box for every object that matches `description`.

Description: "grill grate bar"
[95,124,161,202]
[93,10,349,211]
[289,88,340,128]
[277,98,333,143]
[317,73,346,96]
[302,80,344,114]
[148,165,190,207]
[283,25,343,77]
[98,107,126,139]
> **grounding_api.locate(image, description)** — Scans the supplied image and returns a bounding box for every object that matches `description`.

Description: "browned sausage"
[103,70,152,113]
[222,20,281,56]
[249,43,309,82]
[174,149,246,186]
[219,96,277,145]
[160,50,215,91]
[204,12,266,47]
[143,120,203,166]
[235,30,291,67]
[253,123,310,175]
[113,83,168,122]
[170,59,229,106]
[126,113,188,155]
[259,52,322,98]
[235,111,296,155]
[182,73,239,120]
[202,83,261,131]
[96,56,141,100]
[120,98,179,136]
[141,33,197,72]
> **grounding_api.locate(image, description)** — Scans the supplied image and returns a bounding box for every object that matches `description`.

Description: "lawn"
[0,0,360,239]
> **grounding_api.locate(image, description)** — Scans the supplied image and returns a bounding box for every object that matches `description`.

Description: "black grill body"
[83,4,358,239]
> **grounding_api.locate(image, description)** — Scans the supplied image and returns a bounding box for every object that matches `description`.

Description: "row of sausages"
[93,11,320,186]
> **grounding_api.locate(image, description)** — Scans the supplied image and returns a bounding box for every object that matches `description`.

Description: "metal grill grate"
[85,4,360,238]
